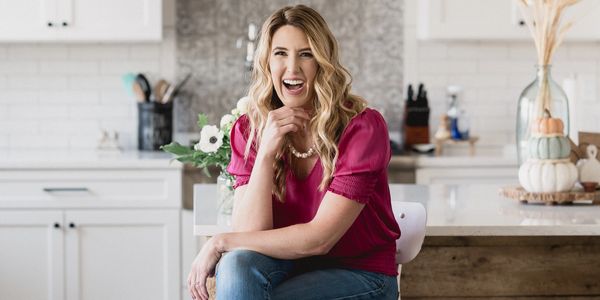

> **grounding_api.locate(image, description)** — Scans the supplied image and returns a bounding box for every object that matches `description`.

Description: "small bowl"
[581,181,598,193]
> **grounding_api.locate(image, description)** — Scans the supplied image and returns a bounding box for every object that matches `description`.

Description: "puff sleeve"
[225,115,256,189]
[327,109,391,204]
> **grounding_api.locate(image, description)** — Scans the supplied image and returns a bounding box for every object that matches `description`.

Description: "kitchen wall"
[404,0,600,150]
[0,0,177,150]
[174,0,404,134]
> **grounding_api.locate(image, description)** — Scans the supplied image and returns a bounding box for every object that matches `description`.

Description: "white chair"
[394,201,427,299]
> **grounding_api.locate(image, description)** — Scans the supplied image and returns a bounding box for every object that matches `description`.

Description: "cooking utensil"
[135,73,151,102]
[163,73,192,103]
[154,79,170,104]
[132,81,147,103]
[121,73,137,96]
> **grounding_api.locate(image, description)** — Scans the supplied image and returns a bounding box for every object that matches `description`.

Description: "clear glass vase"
[516,65,569,165]
[216,173,234,226]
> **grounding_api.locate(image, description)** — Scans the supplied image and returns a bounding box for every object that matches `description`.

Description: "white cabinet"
[0,211,64,300]
[64,210,179,300]
[0,167,182,300]
[417,0,600,41]
[0,0,161,42]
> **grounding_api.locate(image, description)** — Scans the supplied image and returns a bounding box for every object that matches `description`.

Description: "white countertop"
[194,184,600,237]
[389,154,518,169]
[0,150,182,169]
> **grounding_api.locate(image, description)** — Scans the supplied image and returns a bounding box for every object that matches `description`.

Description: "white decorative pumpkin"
[518,159,577,193]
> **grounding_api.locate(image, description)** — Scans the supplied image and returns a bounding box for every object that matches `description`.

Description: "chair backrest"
[394,201,427,264]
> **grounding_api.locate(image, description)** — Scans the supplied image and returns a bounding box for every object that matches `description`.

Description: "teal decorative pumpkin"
[528,136,570,160]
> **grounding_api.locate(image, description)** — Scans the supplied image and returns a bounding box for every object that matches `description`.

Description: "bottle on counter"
[446,85,463,140]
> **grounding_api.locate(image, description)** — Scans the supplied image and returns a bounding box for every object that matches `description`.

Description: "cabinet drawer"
[0,170,181,208]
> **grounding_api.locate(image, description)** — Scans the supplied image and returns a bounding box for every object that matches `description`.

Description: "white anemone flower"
[195,125,224,153]
[220,114,236,128]
[236,96,249,114]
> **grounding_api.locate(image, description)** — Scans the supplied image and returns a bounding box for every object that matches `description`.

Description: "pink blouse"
[226,108,401,276]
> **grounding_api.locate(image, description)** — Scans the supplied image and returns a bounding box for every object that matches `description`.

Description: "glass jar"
[216,173,234,226]
[516,65,569,165]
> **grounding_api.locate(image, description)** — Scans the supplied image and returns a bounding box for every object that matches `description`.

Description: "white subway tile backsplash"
[451,74,508,88]
[8,45,68,60]
[41,120,100,134]
[478,60,531,74]
[0,46,7,59]
[100,60,161,75]
[0,121,39,134]
[567,44,600,60]
[9,105,69,119]
[129,45,161,59]
[41,90,100,104]
[476,44,509,59]
[0,61,38,74]
[9,76,68,89]
[447,43,481,59]
[9,134,71,149]
[69,104,131,119]
[0,91,38,104]
[40,61,99,75]
[419,60,477,75]
[418,43,447,59]
[508,43,538,61]
[69,134,100,149]
[68,75,121,89]
[68,45,129,59]
[100,90,131,104]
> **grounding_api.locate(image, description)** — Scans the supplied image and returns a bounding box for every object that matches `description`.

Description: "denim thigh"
[272,268,399,300]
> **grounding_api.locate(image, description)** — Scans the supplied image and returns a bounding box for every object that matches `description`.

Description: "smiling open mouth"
[283,79,305,91]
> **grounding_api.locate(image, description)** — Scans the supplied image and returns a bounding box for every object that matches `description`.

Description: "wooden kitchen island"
[193,184,600,299]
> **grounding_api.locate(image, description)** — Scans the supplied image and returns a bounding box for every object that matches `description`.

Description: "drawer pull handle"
[69,222,76,229]
[43,187,89,193]
[54,222,61,229]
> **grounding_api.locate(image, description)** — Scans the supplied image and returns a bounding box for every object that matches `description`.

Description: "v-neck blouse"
[226,108,401,276]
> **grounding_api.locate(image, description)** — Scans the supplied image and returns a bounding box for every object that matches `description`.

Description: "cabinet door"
[55,0,162,41]
[0,211,64,300]
[64,209,180,300]
[417,0,527,40]
[0,0,58,41]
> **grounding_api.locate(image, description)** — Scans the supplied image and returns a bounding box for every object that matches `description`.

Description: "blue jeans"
[215,249,399,300]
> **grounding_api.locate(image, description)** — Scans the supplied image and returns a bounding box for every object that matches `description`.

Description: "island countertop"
[194,184,600,237]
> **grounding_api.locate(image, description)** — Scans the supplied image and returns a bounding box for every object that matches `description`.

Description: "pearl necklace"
[288,144,316,159]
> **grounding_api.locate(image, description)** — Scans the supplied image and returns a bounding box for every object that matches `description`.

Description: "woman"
[188,5,400,300]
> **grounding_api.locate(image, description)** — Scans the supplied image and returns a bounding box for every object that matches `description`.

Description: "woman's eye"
[300,52,313,58]
[274,51,286,56]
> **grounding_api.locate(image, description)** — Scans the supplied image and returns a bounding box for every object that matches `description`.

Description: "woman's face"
[269,25,318,110]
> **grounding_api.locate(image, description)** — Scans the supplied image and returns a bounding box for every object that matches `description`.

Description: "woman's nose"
[286,56,300,73]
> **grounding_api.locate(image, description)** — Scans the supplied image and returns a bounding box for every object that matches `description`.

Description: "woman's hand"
[188,237,223,300]
[258,106,310,159]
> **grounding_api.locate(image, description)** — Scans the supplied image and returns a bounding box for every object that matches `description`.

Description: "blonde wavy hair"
[245,4,366,202]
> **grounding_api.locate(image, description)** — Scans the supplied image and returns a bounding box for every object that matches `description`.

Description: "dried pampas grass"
[517,0,580,66]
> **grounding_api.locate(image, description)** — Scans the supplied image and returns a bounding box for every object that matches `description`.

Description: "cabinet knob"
[69,222,76,228]
[519,20,525,26]
[47,22,54,27]
[62,21,68,27]
[54,222,61,229]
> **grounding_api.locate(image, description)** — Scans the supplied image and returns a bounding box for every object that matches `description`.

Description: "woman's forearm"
[215,222,329,259]
[231,153,275,231]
